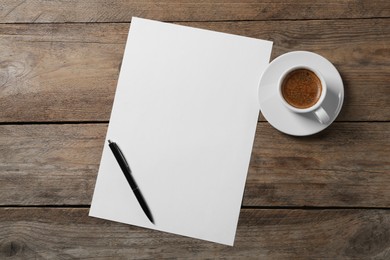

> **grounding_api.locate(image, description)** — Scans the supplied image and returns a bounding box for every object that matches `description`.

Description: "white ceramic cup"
[278,65,330,124]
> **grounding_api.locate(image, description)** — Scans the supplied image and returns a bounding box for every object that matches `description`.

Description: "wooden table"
[1,1,389,258]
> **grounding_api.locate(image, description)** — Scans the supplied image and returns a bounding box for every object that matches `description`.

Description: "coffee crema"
[281,69,322,109]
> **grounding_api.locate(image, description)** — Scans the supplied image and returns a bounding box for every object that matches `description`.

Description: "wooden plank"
[0,208,389,258]
[0,0,389,23]
[245,122,390,207]
[0,23,126,122]
[0,123,389,207]
[0,19,389,123]
[0,124,106,206]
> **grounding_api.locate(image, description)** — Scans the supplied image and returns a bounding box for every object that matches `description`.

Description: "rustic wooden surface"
[1,123,389,207]
[1,19,389,122]
[0,1,389,259]
[1,208,389,259]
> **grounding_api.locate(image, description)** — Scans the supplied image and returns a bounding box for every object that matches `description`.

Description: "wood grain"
[245,122,390,207]
[0,208,389,258]
[1,0,389,23]
[0,23,125,122]
[1,123,388,207]
[0,19,389,123]
[0,124,105,206]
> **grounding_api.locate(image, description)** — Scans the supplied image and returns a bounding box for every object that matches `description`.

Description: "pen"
[108,140,154,224]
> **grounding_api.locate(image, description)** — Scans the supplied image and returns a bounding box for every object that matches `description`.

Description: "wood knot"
[0,60,28,91]
[346,223,390,257]
[0,240,23,257]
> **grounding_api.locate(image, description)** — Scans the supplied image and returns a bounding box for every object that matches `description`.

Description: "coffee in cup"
[281,69,322,109]
[278,66,330,124]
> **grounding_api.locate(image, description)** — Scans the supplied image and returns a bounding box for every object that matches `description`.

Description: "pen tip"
[108,140,112,144]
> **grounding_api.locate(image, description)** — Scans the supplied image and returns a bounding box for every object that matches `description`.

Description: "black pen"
[108,140,154,224]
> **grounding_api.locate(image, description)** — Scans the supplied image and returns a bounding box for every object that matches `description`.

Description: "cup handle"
[314,107,330,124]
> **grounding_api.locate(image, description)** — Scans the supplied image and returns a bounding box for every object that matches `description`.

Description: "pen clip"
[117,144,130,169]
[110,140,130,171]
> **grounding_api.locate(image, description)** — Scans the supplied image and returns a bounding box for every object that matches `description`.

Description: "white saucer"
[258,51,344,136]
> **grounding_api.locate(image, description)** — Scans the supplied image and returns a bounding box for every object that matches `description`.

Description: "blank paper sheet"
[90,17,272,246]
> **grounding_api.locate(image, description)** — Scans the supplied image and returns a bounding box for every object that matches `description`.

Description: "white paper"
[89,17,272,246]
